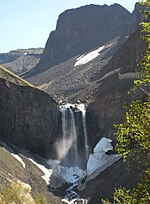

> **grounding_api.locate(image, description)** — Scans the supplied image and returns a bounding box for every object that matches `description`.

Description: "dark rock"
[80,159,141,203]
[86,28,147,149]
[132,2,145,27]
[0,74,61,159]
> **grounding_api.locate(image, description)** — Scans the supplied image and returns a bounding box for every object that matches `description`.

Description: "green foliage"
[0,181,32,204]
[102,182,150,204]
[115,98,150,163]
[0,181,48,204]
[102,1,150,203]
[34,194,48,204]
[0,147,26,181]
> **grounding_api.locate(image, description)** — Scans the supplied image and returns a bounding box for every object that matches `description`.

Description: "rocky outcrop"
[132,2,145,27]
[0,48,43,74]
[26,4,136,77]
[0,66,60,158]
[80,159,141,204]
[86,28,147,149]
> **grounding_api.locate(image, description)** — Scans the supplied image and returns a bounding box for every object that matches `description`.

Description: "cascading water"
[48,103,120,204]
[60,103,89,203]
[77,104,89,162]
[60,103,89,168]
[69,108,79,166]
[61,107,68,166]
[50,105,118,203]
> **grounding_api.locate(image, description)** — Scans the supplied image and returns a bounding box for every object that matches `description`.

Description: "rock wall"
[86,28,147,149]
[0,77,60,158]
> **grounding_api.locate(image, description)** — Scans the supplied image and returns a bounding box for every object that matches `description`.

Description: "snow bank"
[11,153,26,168]
[29,158,52,185]
[62,198,88,204]
[54,166,86,184]
[74,46,104,66]
[94,137,113,153]
[87,137,118,176]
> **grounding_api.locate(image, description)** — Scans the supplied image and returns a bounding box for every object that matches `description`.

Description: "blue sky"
[0,0,138,53]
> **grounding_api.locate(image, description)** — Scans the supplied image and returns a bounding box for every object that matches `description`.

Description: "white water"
[59,104,120,204]
[61,107,69,166]
[60,104,79,167]
[60,103,89,167]
[77,104,89,162]
[69,108,79,166]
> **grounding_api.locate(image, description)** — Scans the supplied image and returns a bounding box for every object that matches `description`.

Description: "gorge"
[0,2,148,204]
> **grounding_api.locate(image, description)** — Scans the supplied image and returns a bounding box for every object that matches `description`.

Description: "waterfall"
[77,104,89,162]
[69,108,79,166]
[61,107,68,166]
[60,103,89,168]
[60,104,79,167]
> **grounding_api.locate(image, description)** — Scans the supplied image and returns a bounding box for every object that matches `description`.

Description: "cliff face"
[0,66,60,158]
[27,4,135,77]
[86,28,147,149]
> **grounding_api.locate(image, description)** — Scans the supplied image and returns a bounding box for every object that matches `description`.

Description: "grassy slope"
[0,146,61,203]
[0,147,26,191]
[0,65,34,87]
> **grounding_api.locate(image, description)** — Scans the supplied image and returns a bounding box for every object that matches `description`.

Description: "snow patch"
[11,153,26,168]
[62,198,88,204]
[94,137,113,153]
[29,158,52,185]
[87,137,118,176]
[53,165,86,184]
[74,46,104,66]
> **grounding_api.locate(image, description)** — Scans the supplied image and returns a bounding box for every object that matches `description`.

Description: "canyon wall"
[0,68,60,158]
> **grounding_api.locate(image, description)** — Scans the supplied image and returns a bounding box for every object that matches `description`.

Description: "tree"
[102,1,150,203]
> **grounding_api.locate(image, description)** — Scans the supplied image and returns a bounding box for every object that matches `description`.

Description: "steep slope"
[75,26,147,204]
[80,159,141,204]
[0,48,43,75]
[0,142,61,203]
[86,27,147,150]
[0,65,60,158]
[26,36,127,102]
[25,3,136,78]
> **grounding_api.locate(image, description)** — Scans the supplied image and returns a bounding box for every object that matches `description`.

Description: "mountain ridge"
[0,48,43,75]
[25,3,137,78]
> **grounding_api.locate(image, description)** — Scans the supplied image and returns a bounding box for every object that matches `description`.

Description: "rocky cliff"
[86,28,147,149]
[25,3,136,77]
[0,65,60,158]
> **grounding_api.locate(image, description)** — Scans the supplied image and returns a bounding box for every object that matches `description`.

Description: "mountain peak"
[27,3,135,77]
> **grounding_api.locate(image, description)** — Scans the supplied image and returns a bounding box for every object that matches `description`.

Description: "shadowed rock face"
[86,28,147,149]
[80,159,141,204]
[26,4,136,77]
[0,76,60,159]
